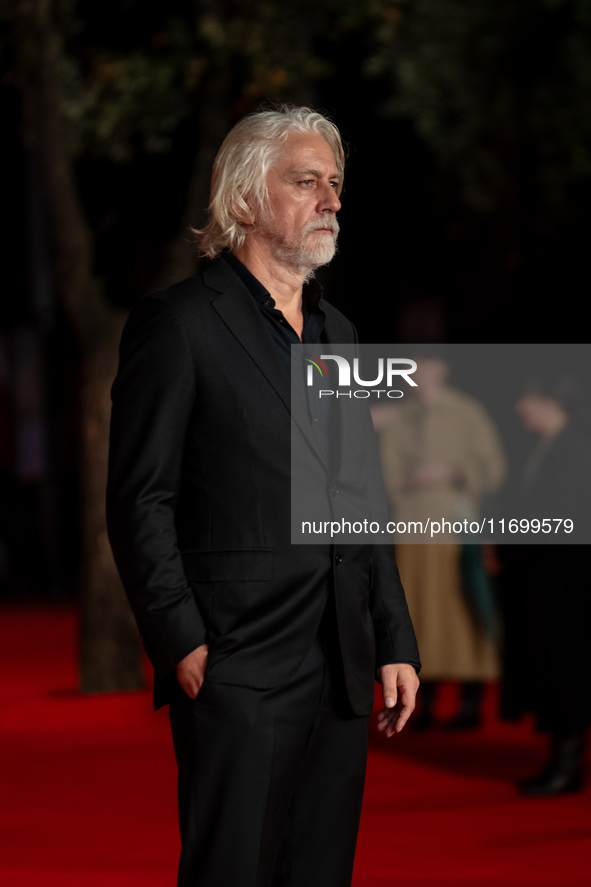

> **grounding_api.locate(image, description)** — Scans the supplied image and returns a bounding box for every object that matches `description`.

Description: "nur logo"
[302,352,418,399]
[303,353,330,385]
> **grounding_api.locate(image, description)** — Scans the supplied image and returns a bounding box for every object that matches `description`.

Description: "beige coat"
[378,386,506,679]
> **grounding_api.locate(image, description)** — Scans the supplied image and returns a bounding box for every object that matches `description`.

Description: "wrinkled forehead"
[269,132,343,187]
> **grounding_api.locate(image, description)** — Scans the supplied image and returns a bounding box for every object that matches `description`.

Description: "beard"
[265,216,340,278]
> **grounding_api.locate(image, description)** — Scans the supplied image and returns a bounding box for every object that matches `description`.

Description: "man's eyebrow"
[289,167,342,179]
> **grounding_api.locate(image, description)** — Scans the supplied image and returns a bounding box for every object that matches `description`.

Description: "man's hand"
[376,663,419,737]
[175,644,209,699]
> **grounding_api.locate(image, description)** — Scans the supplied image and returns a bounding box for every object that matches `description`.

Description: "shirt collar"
[223,251,324,308]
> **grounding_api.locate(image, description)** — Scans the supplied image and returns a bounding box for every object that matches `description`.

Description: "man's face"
[252,132,342,276]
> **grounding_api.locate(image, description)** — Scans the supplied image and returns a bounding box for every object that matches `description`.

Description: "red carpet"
[1,606,590,886]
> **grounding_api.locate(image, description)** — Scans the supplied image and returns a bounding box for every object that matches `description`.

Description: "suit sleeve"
[322,305,421,673]
[106,293,207,678]
[369,544,421,673]
[350,318,420,675]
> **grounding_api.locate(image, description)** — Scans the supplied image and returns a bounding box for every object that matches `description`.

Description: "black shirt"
[223,251,335,465]
[223,251,326,362]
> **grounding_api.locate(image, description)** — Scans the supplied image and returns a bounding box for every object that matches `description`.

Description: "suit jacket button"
[335,553,343,565]
[331,484,340,496]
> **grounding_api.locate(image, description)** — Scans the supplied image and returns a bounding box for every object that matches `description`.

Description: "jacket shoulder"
[116,259,236,364]
[144,255,233,315]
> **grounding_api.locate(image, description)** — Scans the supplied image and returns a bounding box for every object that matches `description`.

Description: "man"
[107,105,420,887]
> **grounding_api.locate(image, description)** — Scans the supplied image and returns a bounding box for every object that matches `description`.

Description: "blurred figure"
[500,376,591,796]
[379,349,506,729]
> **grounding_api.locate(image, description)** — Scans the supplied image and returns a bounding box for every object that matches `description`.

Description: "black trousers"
[168,630,369,887]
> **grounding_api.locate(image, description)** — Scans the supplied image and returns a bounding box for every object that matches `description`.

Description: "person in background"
[378,347,505,730]
[500,375,591,796]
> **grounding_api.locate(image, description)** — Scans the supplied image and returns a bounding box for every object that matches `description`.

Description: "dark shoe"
[441,711,481,731]
[413,680,437,730]
[518,769,582,797]
[441,681,484,731]
[518,732,584,797]
[412,709,434,731]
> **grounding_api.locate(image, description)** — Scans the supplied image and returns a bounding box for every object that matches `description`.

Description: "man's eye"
[330,181,339,190]
[299,179,314,186]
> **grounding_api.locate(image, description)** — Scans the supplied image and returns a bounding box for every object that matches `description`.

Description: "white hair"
[192,105,345,258]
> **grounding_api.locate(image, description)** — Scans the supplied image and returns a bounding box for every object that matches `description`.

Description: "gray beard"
[270,220,339,279]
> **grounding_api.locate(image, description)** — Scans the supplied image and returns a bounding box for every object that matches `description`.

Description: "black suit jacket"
[107,255,419,714]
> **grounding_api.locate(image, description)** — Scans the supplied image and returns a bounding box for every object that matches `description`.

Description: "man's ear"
[233,198,255,227]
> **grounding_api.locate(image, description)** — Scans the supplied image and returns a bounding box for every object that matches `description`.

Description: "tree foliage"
[365,0,591,222]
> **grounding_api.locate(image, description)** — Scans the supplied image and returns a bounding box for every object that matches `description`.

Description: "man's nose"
[319,183,341,213]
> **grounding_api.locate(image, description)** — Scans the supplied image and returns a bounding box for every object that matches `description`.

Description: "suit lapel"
[322,306,359,477]
[202,258,325,465]
[203,258,291,410]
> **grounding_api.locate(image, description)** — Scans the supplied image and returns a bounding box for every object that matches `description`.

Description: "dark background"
[1,1,589,682]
